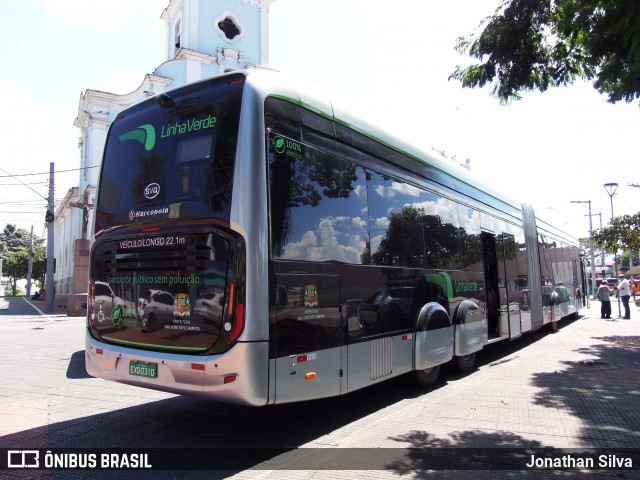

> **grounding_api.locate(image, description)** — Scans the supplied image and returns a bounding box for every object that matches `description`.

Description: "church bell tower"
[159,0,277,82]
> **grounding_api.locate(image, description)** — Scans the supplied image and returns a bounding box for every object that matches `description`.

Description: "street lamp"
[604,182,621,317]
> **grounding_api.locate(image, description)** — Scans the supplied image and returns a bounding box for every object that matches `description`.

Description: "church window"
[215,12,244,43]
[174,19,181,49]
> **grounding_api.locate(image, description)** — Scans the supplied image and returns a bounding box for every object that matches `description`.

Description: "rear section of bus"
[85,72,269,405]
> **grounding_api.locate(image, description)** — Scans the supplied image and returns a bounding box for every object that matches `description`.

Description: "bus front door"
[272,264,343,403]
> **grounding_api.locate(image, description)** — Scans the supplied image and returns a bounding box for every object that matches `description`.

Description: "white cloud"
[37,0,159,29]
[283,216,367,263]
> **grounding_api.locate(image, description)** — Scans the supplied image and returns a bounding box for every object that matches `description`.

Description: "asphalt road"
[1,296,640,479]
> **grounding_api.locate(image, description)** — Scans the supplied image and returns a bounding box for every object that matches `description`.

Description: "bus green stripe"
[266,94,514,213]
[102,336,208,352]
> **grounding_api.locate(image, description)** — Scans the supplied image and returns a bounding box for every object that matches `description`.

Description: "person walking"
[597,282,612,319]
[618,274,631,319]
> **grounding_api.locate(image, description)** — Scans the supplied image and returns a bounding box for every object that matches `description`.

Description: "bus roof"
[152,68,579,246]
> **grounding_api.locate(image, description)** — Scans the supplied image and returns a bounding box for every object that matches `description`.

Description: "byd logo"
[144,183,160,200]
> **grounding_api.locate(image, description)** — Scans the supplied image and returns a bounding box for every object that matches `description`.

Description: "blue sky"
[1,0,639,241]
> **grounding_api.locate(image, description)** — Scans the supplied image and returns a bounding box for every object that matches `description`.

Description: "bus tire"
[415,365,440,388]
[454,352,476,372]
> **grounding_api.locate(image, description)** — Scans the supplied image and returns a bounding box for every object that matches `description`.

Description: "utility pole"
[604,183,621,318]
[571,200,597,300]
[45,162,55,312]
[26,226,33,298]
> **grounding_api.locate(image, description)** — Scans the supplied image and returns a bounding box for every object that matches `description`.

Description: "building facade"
[54,0,276,314]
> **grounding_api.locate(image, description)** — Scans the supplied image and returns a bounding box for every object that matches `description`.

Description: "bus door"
[500,233,522,339]
[272,263,343,403]
[481,231,506,339]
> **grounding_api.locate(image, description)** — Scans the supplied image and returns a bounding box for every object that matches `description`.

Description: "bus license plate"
[129,361,157,378]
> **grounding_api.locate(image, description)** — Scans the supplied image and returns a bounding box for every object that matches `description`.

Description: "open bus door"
[482,232,522,340]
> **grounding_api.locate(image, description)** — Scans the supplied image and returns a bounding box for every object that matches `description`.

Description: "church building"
[54,0,276,314]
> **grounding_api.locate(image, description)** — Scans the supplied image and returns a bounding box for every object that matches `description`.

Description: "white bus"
[86,69,586,405]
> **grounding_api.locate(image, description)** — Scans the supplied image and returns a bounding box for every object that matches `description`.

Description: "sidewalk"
[22,296,78,317]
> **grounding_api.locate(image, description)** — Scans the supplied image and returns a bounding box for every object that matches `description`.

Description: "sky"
[1,0,639,243]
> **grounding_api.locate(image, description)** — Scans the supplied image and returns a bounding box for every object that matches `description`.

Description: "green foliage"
[0,224,46,295]
[0,224,45,256]
[592,213,640,253]
[618,251,640,271]
[5,249,30,296]
[450,0,640,104]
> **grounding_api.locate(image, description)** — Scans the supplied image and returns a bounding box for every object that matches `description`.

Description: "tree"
[5,249,30,296]
[0,224,30,256]
[0,224,46,294]
[31,245,46,288]
[592,213,640,254]
[0,224,45,256]
[450,0,640,104]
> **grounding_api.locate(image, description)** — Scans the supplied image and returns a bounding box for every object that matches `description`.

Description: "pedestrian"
[596,282,612,319]
[618,274,631,319]
[631,283,637,301]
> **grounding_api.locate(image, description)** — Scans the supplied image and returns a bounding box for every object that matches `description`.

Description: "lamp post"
[604,182,621,317]
[571,200,597,301]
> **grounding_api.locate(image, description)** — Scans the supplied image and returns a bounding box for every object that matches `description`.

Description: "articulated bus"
[86,69,586,405]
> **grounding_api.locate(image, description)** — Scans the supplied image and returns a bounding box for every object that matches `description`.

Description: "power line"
[0,181,47,186]
[0,167,48,202]
[0,165,99,179]
[0,200,48,205]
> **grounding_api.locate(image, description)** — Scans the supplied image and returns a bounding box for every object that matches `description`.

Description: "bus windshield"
[95,73,245,232]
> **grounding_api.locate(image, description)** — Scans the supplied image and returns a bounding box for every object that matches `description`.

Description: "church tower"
[58,0,277,314]
[157,0,276,83]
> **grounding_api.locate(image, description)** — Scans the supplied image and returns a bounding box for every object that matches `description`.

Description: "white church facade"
[54,0,276,314]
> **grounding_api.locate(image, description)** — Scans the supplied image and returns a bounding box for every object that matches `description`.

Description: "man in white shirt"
[617,274,631,319]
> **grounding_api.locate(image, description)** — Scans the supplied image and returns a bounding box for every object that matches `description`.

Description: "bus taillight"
[227,282,236,317]
[87,281,95,327]
[228,302,244,343]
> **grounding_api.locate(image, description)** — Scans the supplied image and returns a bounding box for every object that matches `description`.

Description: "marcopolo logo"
[119,124,156,151]
[144,183,160,200]
[129,207,170,221]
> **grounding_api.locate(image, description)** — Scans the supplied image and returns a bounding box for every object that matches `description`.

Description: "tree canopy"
[592,213,640,253]
[450,0,640,104]
[0,224,46,295]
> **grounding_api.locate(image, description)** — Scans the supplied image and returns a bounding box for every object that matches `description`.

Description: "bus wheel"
[454,352,476,372]
[415,365,440,388]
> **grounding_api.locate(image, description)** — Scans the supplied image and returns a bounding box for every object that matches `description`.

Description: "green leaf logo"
[274,136,285,153]
[119,124,156,151]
